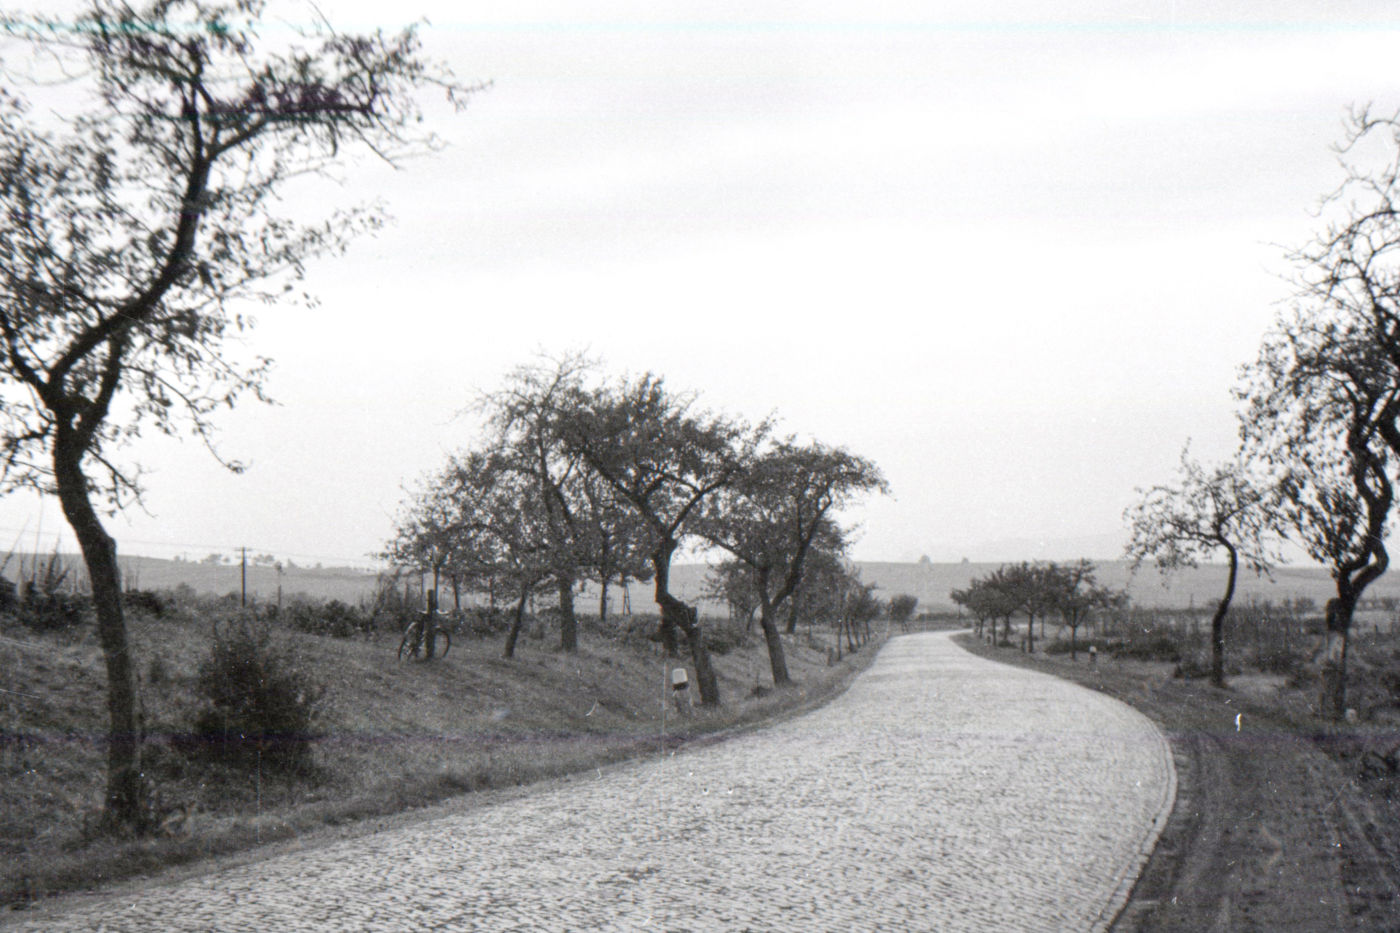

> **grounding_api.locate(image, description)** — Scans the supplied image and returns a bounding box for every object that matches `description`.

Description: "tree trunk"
[1210,546,1240,688]
[1320,595,1354,721]
[785,591,799,635]
[54,439,143,829]
[661,593,719,705]
[558,575,578,653]
[1025,613,1035,653]
[757,602,792,687]
[598,575,609,622]
[653,546,719,705]
[503,588,529,659]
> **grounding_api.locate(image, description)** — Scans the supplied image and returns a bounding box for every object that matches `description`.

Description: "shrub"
[364,570,418,632]
[702,617,749,656]
[1172,653,1213,680]
[1043,637,1081,656]
[16,585,88,632]
[281,598,369,639]
[190,617,325,774]
[1255,646,1306,676]
[1105,634,1183,663]
[622,615,663,648]
[123,588,166,618]
[464,608,508,637]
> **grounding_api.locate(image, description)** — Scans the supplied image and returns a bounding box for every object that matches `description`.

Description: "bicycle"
[397,612,452,661]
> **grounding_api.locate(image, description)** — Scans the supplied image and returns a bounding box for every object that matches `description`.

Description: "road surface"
[7,631,1175,931]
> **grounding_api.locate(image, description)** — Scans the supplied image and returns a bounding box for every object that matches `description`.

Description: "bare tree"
[1239,308,1398,718]
[1123,446,1276,687]
[1272,109,1400,717]
[0,0,475,828]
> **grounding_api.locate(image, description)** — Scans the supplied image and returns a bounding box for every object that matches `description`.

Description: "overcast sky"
[5,1,1400,567]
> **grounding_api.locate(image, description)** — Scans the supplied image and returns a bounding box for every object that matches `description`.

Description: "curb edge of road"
[1091,709,1180,932]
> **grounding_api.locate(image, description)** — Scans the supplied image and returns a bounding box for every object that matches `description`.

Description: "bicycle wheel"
[397,623,420,661]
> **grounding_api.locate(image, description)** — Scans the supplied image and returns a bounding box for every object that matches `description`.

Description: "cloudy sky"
[5,1,1400,567]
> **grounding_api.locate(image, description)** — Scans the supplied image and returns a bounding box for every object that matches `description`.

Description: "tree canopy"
[387,359,888,700]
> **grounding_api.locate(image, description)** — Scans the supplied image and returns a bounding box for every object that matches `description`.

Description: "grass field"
[0,601,885,909]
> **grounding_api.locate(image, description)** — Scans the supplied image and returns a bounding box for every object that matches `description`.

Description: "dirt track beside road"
[955,634,1400,931]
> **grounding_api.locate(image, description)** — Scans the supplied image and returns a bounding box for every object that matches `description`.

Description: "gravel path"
[7,631,1175,931]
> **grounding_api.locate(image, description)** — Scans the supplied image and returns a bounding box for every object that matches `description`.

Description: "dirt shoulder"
[954,634,1400,932]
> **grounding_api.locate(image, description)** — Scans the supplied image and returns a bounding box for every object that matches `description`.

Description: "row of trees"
[949,560,1123,659]
[384,355,888,706]
[1125,108,1400,720]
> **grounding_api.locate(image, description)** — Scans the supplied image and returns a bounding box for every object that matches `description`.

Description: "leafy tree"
[1239,308,1398,718]
[383,466,461,659]
[705,558,759,629]
[949,582,990,639]
[842,573,882,649]
[787,537,851,634]
[697,440,886,686]
[576,466,653,621]
[557,374,762,706]
[481,354,595,652]
[1123,446,1276,687]
[950,570,1020,644]
[887,593,919,631]
[0,0,472,827]
[1044,559,1120,660]
[999,561,1059,653]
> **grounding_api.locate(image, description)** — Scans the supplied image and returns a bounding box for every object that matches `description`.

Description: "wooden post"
[240,547,247,608]
[424,587,438,660]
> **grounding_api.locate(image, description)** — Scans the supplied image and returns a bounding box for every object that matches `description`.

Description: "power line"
[0,522,383,569]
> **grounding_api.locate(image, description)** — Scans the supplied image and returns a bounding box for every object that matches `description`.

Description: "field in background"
[29,554,1400,617]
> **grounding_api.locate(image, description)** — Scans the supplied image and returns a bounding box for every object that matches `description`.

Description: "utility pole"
[241,547,247,608]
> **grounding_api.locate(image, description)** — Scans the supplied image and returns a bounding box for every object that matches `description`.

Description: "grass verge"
[2,610,887,912]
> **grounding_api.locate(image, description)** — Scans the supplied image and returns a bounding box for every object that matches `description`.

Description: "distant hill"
[12,553,1395,616]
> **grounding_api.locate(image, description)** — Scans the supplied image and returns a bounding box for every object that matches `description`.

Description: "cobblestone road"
[8,632,1175,931]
